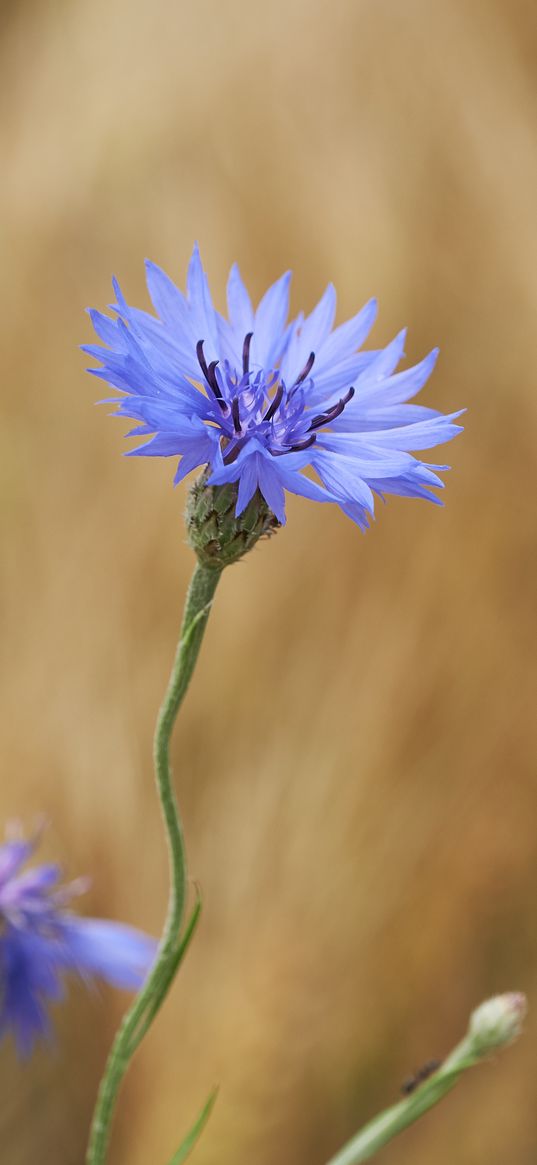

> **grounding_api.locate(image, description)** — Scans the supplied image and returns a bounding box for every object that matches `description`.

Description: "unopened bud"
[468,992,527,1055]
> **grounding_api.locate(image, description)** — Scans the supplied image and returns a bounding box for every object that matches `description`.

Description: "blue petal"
[306,351,381,401]
[144,260,192,331]
[256,457,286,523]
[331,403,442,431]
[280,284,337,384]
[270,463,336,506]
[0,839,33,888]
[251,271,291,369]
[355,329,407,381]
[132,425,218,478]
[355,348,439,406]
[173,447,214,484]
[235,456,259,516]
[186,244,220,361]
[348,412,464,451]
[321,412,464,453]
[87,309,126,348]
[340,501,372,531]
[0,929,58,1056]
[311,450,375,511]
[116,396,211,434]
[208,442,288,520]
[312,298,378,375]
[58,919,157,990]
[14,863,62,895]
[313,442,417,479]
[226,263,254,336]
[207,439,259,487]
[366,471,445,503]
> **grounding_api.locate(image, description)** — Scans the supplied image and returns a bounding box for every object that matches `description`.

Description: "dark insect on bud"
[401,1059,442,1096]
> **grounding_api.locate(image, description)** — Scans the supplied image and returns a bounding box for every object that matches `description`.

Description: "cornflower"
[85,245,462,533]
[0,826,156,1056]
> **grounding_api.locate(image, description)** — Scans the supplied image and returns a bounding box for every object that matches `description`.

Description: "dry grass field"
[1,1,536,1162]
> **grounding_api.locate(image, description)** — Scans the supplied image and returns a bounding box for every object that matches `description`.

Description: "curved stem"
[86,563,222,1165]
[323,991,526,1165]
[324,1041,478,1165]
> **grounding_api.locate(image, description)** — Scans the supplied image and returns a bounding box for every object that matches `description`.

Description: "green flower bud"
[186,470,280,569]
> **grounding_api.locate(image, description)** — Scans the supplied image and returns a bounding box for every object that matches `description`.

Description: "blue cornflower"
[0,826,157,1056]
[85,245,463,530]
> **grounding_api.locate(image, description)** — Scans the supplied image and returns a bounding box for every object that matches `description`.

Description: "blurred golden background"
[1,0,536,1162]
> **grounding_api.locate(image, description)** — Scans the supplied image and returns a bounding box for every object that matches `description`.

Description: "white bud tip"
[468,992,527,1054]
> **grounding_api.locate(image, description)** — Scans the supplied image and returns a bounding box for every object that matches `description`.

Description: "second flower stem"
[86,562,222,1165]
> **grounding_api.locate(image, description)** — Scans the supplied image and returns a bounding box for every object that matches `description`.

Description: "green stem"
[86,563,222,1165]
[128,890,203,1054]
[325,1038,478,1165]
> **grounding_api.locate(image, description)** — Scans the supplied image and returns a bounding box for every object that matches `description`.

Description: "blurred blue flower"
[85,246,463,529]
[0,827,157,1056]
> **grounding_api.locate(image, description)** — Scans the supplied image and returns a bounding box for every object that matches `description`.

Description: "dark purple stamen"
[308,385,355,431]
[223,436,247,465]
[196,339,210,379]
[231,397,241,433]
[294,351,315,387]
[263,383,284,422]
[207,360,221,393]
[196,340,225,405]
[242,331,253,375]
[288,433,317,452]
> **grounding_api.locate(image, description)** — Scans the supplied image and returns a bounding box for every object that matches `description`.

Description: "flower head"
[0,825,157,1056]
[468,993,527,1055]
[85,245,463,532]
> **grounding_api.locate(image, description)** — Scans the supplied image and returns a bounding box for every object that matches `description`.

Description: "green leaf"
[167,1087,219,1165]
[127,887,204,1055]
